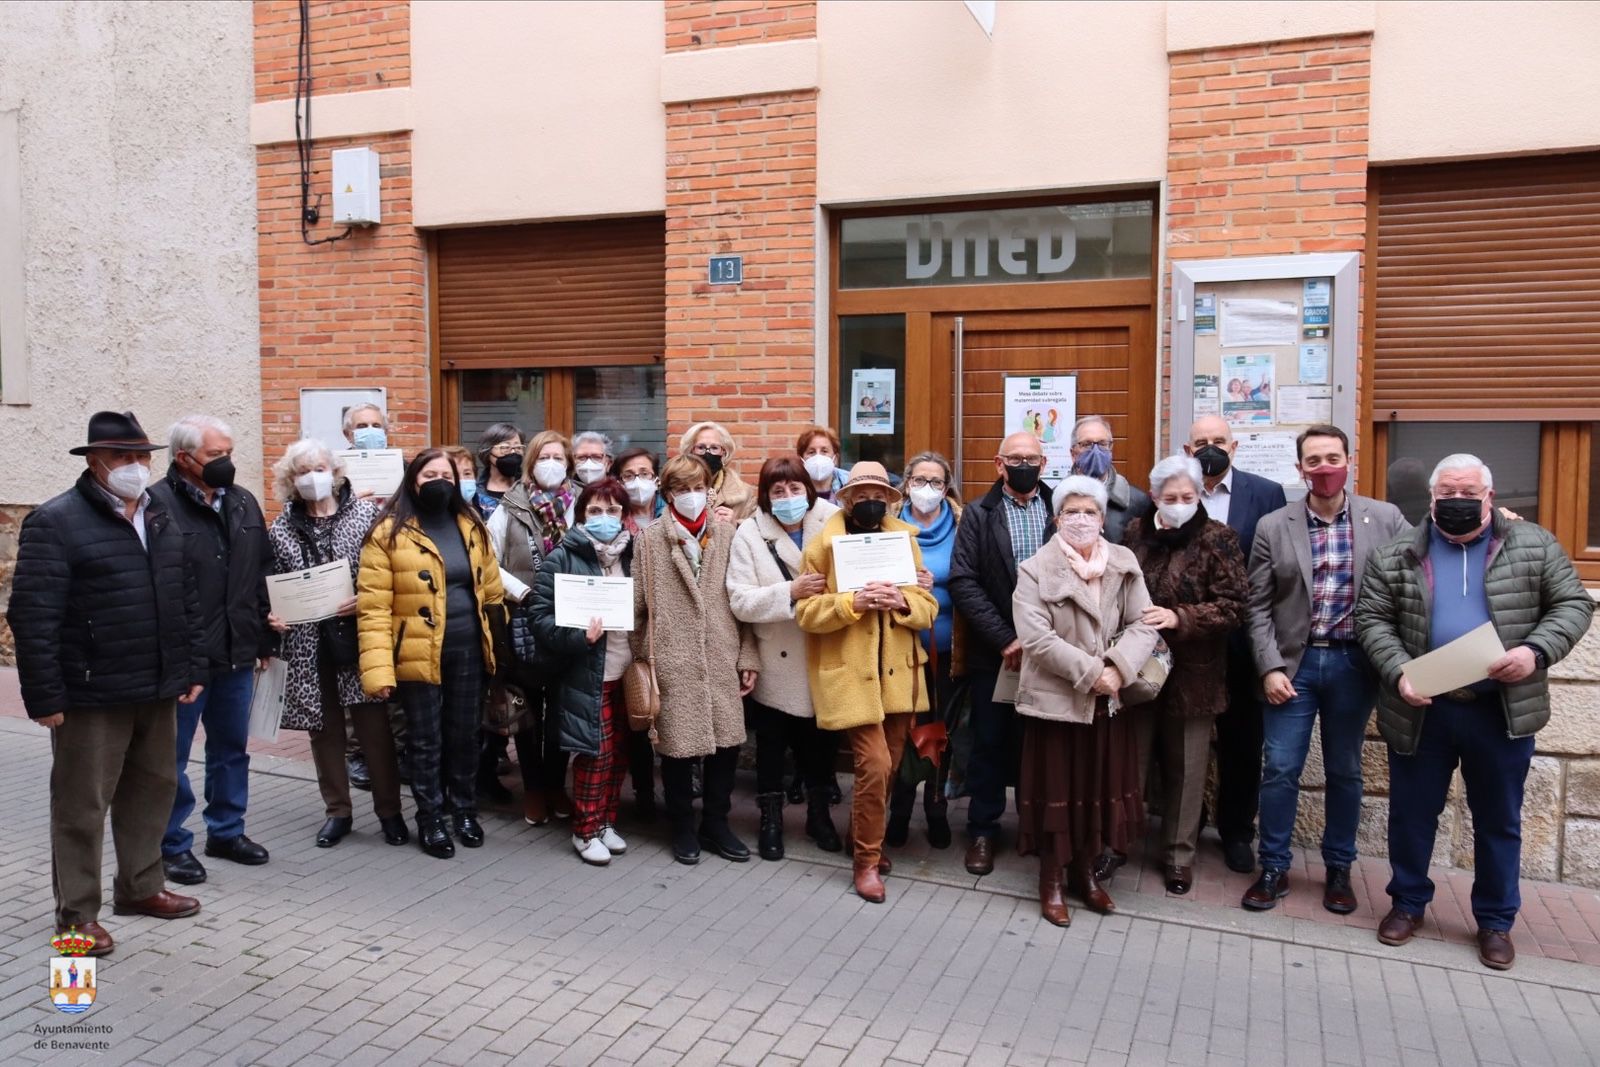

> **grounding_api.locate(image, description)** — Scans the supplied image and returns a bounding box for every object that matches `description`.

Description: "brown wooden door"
[931,309,1156,502]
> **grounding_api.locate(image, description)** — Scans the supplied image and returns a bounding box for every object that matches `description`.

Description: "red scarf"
[674,506,708,540]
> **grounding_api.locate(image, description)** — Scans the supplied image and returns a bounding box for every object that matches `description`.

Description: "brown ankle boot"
[1070,859,1116,914]
[1039,860,1071,927]
[853,860,886,904]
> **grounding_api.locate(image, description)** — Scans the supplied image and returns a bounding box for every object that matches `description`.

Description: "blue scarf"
[907,501,956,654]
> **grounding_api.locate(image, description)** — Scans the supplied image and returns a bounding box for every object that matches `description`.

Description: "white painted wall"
[0,1,262,504]
[410,0,666,227]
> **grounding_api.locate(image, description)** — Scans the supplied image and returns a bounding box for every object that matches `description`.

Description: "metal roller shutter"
[1372,153,1600,421]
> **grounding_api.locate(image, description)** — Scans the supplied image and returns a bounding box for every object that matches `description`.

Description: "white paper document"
[554,574,635,631]
[266,560,355,626]
[831,531,917,592]
[992,667,1021,705]
[247,659,285,743]
[335,448,405,498]
[1399,622,1506,698]
[1220,298,1299,348]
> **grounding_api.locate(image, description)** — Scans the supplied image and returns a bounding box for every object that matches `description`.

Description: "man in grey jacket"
[1355,454,1593,972]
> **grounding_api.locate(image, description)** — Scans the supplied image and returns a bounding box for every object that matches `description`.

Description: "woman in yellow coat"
[358,448,504,860]
[797,462,938,904]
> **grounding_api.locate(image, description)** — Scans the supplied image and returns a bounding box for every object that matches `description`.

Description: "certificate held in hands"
[1399,621,1506,698]
[831,531,917,592]
[266,560,356,626]
[335,448,405,498]
[554,574,634,631]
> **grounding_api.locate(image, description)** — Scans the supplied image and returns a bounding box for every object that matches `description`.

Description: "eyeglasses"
[488,445,522,458]
[999,454,1044,468]
[1072,439,1112,451]
[907,477,946,491]
[1434,490,1485,500]
[620,472,655,484]
[692,444,726,456]
[585,505,624,518]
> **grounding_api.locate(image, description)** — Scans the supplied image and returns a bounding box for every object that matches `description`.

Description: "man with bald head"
[949,431,1055,875]
[1184,415,1287,873]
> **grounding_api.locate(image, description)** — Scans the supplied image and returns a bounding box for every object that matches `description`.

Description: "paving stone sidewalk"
[1,712,1599,1066]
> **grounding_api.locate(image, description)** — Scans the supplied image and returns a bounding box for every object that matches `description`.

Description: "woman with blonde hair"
[678,421,756,525]
[632,454,760,865]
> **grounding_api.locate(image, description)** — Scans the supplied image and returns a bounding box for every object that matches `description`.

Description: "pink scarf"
[1059,534,1108,581]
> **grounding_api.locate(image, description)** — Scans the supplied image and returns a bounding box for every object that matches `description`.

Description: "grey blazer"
[1246,493,1410,684]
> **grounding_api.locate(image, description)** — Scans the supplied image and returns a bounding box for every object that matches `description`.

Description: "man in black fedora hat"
[7,410,207,955]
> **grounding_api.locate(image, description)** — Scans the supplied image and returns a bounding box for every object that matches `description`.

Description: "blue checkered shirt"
[1307,501,1355,641]
[1002,490,1048,564]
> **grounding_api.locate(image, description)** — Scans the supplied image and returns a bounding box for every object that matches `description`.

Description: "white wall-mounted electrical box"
[331,147,381,226]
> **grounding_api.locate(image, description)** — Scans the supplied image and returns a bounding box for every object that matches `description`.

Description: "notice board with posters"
[1170,253,1359,498]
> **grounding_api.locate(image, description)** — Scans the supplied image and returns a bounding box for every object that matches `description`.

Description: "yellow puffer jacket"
[357,513,504,693]
[796,511,939,731]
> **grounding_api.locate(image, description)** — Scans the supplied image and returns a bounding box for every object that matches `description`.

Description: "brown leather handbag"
[622,532,660,738]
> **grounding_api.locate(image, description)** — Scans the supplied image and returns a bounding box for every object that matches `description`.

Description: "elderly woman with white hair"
[572,430,614,488]
[1123,454,1248,896]
[1012,475,1159,927]
[679,420,756,524]
[266,439,408,849]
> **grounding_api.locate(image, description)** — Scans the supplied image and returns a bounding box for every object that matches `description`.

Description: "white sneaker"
[599,826,627,854]
[573,834,611,866]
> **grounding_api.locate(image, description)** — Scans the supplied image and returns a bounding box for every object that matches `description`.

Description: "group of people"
[11,403,1592,975]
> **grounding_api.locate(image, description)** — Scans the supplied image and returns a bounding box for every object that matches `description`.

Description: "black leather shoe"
[884,805,911,848]
[671,823,701,865]
[315,817,352,848]
[699,821,751,862]
[162,850,207,886]
[347,753,372,792]
[965,836,995,876]
[1242,868,1290,911]
[1324,865,1358,914]
[1092,849,1127,884]
[1222,838,1256,874]
[418,817,455,859]
[805,789,842,852]
[828,778,843,806]
[205,835,269,866]
[379,815,409,846]
[453,813,485,848]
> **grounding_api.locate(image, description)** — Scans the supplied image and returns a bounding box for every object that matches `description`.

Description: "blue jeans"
[164,667,255,855]
[1257,644,1376,871]
[964,671,1021,840]
[1387,695,1533,932]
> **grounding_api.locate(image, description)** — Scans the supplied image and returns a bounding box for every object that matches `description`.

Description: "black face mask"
[493,454,523,479]
[198,455,236,490]
[1433,497,1485,537]
[1194,445,1231,479]
[416,479,456,515]
[699,452,724,476]
[1003,464,1042,495]
[849,499,887,530]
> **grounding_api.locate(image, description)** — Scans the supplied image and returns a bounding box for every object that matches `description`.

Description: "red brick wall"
[255,1,423,509]
[255,0,410,102]
[1163,35,1372,441]
[663,2,818,460]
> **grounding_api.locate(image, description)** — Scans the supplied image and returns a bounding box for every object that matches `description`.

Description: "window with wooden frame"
[1364,154,1600,582]
[430,216,667,458]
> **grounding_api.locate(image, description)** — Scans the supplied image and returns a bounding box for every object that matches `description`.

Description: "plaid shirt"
[1307,501,1356,641]
[1002,489,1049,564]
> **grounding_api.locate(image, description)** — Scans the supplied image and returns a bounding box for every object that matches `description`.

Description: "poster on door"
[1003,375,1077,482]
[849,369,896,435]
[1220,354,1274,427]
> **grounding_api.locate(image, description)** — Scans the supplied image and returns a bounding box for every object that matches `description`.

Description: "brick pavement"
[1,706,1600,1065]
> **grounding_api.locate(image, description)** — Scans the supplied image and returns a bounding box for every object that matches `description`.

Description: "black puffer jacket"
[7,473,205,718]
[529,529,633,759]
[147,466,275,676]
[949,479,1055,674]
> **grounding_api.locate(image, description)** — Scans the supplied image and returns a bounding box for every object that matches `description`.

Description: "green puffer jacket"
[1355,515,1594,755]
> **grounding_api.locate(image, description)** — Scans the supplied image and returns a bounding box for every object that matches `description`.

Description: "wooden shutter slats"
[1373,153,1600,419]
[435,217,666,368]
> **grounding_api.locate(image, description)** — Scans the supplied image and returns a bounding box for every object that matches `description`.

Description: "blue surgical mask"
[1073,442,1112,480]
[584,515,623,543]
[459,478,477,503]
[351,426,386,451]
[771,496,809,526]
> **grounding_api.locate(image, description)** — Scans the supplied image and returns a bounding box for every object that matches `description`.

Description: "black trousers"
[745,697,833,795]
[1212,642,1264,846]
[398,635,483,820]
[478,682,569,795]
[662,746,738,828]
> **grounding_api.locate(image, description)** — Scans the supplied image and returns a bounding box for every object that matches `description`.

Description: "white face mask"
[295,470,335,502]
[575,459,607,485]
[908,485,944,515]
[1158,501,1199,528]
[803,454,835,483]
[626,478,657,506]
[532,458,567,490]
[102,460,150,501]
[671,490,708,523]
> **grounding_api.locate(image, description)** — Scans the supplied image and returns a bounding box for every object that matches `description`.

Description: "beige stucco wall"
[1370,1,1600,163]
[0,0,262,504]
[815,0,1169,205]
[410,0,666,228]
[1166,0,1375,53]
